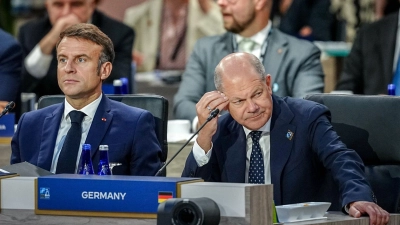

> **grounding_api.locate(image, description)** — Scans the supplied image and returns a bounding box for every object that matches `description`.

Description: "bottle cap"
[388,84,396,95]
[113,79,122,86]
[82,144,91,151]
[99,145,109,151]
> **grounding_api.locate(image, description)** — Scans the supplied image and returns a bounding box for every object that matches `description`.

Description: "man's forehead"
[224,78,264,97]
[58,37,100,53]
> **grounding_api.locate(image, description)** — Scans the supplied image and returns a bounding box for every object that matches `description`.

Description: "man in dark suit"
[0,28,21,112]
[277,0,335,41]
[336,11,399,94]
[11,23,161,176]
[174,0,324,124]
[182,53,389,225]
[19,0,134,99]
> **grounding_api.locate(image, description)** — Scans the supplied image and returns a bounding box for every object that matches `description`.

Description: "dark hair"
[56,23,115,72]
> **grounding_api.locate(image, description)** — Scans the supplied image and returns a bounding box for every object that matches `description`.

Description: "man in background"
[12,24,161,176]
[275,0,335,41]
[336,10,399,94]
[124,0,224,72]
[19,0,134,99]
[173,0,324,124]
[0,28,21,113]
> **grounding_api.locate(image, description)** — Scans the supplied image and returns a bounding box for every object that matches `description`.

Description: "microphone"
[155,108,220,176]
[0,101,15,119]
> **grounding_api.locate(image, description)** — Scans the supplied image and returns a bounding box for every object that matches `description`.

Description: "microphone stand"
[155,109,220,176]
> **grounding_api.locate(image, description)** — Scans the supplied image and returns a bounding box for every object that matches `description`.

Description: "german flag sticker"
[158,191,173,203]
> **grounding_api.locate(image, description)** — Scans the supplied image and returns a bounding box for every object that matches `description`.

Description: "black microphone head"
[0,101,16,118]
[7,101,15,110]
[207,108,220,121]
[210,108,220,118]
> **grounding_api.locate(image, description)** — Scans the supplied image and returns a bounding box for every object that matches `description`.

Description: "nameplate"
[35,174,202,218]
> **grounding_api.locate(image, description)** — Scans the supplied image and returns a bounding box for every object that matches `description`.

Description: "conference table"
[0,142,192,177]
[0,146,399,225]
[0,210,398,225]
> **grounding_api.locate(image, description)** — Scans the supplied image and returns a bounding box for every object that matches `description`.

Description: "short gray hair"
[214,54,266,91]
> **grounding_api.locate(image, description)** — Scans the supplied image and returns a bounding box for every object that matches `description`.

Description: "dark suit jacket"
[0,28,21,102]
[174,29,324,122]
[11,95,161,176]
[336,12,398,94]
[18,10,134,98]
[182,95,374,208]
[278,0,335,41]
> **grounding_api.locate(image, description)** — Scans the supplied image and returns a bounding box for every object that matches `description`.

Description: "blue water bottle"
[77,144,94,175]
[98,145,111,175]
[120,77,129,94]
[113,79,122,94]
[388,84,396,96]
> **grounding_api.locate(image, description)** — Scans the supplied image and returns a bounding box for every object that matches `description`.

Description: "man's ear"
[100,62,112,81]
[265,74,272,95]
[254,0,268,11]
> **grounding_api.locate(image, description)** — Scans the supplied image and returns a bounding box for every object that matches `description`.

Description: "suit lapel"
[264,30,288,92]
[270,96,295,205]
[85,96,113,158]
[224,32,235,54]
[37,104,64,171]
[221,120,246,183]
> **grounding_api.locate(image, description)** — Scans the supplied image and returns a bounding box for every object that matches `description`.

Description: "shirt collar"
[63,94,102,121]
[236,20,272,47]
[242,117,271,138]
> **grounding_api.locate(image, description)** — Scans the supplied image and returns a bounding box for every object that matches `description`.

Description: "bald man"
[183,53,389,225]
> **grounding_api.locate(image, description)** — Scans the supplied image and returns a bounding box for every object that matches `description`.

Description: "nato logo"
[39,187,50,199]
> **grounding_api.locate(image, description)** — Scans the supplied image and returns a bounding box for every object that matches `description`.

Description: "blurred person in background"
[272,0,336,41]
[19,0,134,99]
[331,0,399,42]
[0,28,22,113]
[336,9,400,95]
[123,0,224,72]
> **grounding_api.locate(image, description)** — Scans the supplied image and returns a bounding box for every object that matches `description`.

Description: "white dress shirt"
[192,118,272,184]
[50,94,102,173]
[24,45,53,78]
[235,20,272,60]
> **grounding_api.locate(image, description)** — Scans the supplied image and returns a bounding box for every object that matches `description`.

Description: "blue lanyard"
[232,28,272,63]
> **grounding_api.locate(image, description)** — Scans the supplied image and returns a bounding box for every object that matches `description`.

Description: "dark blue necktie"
[248,131,264,184]
[56,111,86,174]
[392,54,400,95]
